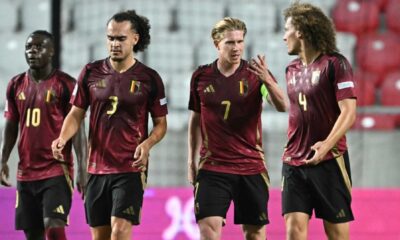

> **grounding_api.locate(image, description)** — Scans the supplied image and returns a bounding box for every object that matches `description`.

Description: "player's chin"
[109,56,124,62]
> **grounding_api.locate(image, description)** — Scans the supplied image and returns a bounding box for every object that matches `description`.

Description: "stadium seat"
[0,0,18,33]
[21,0,51,31]
[73,0,122,34]
[177,0,225,41]
[380,71,400,106]
[124,0,174,34]
[146,31,194,75]
[385,0,400,33]
[228,0,277,39]
[336,32,357,65]
[332,0,380,36]
[353,114,397,130]
[354,70,377,106]
[0,33,28,81]
[355,32,400,83]
[167,72,192,110]
[370,0,389,11]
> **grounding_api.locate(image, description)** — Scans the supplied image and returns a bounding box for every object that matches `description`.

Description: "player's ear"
[132,33,139,45]
[296,30,302,39]
[213,40,219,49]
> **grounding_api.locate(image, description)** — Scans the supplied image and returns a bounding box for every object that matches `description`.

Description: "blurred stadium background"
[0,0,399,239]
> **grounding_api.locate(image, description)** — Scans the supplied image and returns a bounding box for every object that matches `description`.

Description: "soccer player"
[0,30,87,240]
[51,10,168,240]
[281,2,357,240]
[188,17,287,240]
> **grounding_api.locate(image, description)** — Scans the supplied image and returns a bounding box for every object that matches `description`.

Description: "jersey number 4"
[298,92,307,111]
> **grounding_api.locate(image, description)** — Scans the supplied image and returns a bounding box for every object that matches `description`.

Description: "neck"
[217,59,240,77]
[299,46,321,66]
[110,56,136,73]
[29,64,53,82]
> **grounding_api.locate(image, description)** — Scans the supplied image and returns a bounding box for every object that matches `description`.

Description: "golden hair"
[211,17,247,44]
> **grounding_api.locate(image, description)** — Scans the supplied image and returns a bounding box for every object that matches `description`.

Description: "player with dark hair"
[0,30,87,240]
[188,17,287,240]
[281,2,357,239]
[51,10,168,240]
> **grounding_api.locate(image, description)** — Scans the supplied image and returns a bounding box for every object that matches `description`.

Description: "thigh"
[281,163,313,217]
[234,171,270,225]
[85,174,112,227]
[194,170,234,223]
[309,152,354,223]
[42,175,72,225]
[16,181,44,230]
[111,172,145,225]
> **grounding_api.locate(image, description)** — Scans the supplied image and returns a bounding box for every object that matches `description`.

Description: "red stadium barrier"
[332,0,380,36]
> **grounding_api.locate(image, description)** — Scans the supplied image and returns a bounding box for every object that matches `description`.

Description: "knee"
[286,223,307,239]
[111,218,132,238]
[324,222,349,240]
[242,225,265,240]
[198,222,222,240]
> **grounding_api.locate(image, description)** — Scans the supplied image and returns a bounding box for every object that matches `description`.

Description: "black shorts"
[194,170,270,226]
[282,151,354,223]
[16,175,73,230]
[85,172,146,227]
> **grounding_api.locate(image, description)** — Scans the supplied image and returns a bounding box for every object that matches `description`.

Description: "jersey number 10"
[25,108,40,127]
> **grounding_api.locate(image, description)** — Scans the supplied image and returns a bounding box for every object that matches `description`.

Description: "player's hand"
[300,141,329,165]
[248,54,274,85]
[132,142,150,171]
[0,163,11,187]
[76,170,87,200]
[51,138,66,160]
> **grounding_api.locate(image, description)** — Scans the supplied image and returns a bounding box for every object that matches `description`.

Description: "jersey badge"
[239,79,248,96]
[311,70,321,86]
[130,80,141,93]
[45,89,57,103]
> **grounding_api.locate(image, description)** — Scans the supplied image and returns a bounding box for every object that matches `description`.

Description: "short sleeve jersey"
[282,53,356,166]
[4,70,75,181]
[189,60,270,175]
[72,58,168,174]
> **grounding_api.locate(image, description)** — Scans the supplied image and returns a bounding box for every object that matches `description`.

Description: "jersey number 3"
[107,96,118,115]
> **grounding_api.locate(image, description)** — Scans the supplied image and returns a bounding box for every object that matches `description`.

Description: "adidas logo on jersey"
[203,84,215,93]
[18,92,26,100]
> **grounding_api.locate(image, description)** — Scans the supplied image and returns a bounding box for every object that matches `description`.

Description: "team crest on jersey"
[130,80,141,93]
[17,92,26,100]
[311,70,321,86]
[45,89,57,103]
[203,84,215,93]
[239,79,248,96]
[96,79,106,88]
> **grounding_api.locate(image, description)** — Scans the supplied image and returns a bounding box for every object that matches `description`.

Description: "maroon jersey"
[72,58,168,174]
[4,70,75,181]
[282,53,356,166]
[189,60,271,175]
